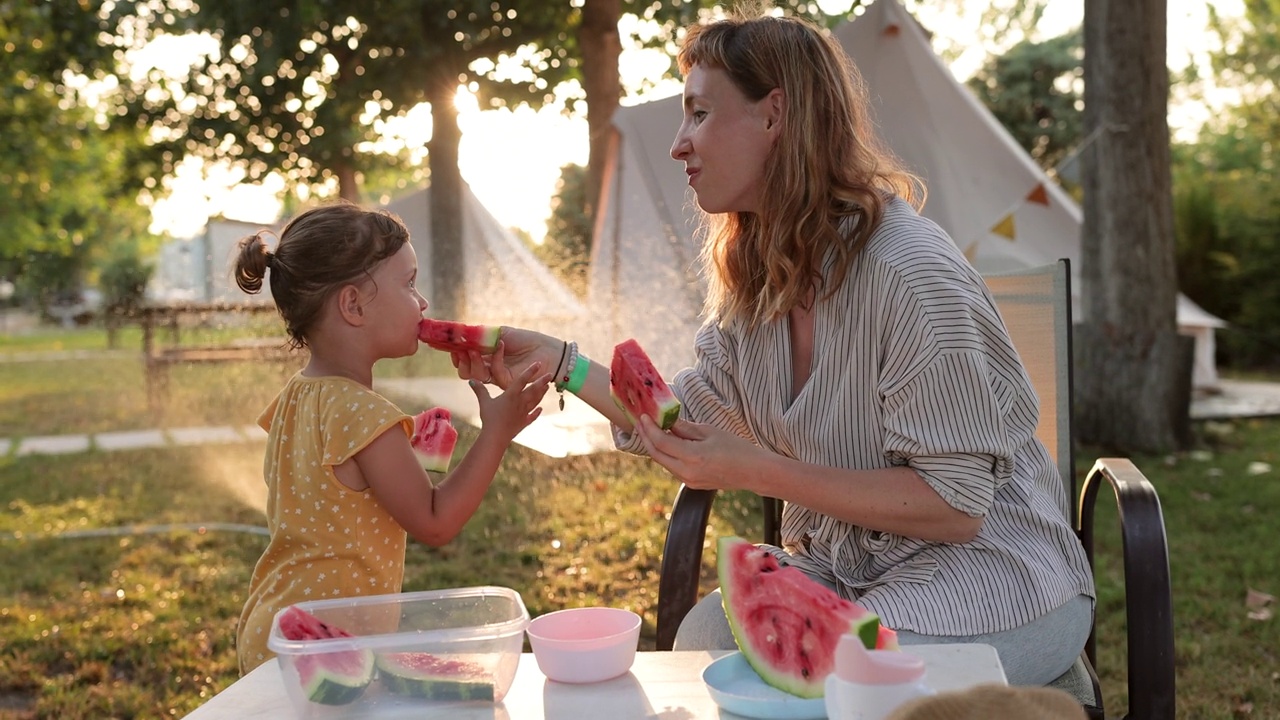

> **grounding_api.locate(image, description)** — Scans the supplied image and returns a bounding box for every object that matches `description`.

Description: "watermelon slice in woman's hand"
[418,318,501,353]
[610,338,681,430]
[411,407,458,473]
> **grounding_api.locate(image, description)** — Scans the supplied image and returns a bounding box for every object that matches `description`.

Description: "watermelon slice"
[276,605,374,705]
[375,652,496,701]
[294,647,376,705]
[716,536,896,699]
[418,318,501,353]
[609,338,681,430]
[411,407,458,473]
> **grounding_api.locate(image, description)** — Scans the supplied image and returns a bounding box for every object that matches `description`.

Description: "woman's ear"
[336,284,365,325]
[763,88,784,133]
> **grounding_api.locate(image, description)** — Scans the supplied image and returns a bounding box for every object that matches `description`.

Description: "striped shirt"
[617,197,1095,636]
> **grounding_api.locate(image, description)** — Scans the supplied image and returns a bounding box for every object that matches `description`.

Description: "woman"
[458,5,1094,687]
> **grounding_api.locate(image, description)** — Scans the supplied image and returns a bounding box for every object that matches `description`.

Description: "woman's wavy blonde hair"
[678,3,923,328]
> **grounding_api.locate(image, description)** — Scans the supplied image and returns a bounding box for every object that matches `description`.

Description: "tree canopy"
[118,0,573,202]
[967,28,1082,173]
[0,0,156,307]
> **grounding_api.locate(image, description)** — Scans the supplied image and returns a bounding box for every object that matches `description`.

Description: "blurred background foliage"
[0,0,1277,373]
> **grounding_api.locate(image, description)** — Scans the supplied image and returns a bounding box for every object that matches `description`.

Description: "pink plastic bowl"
[527,607,642,684]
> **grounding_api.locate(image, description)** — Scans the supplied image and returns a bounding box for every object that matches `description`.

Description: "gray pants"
[673,588,1093,687]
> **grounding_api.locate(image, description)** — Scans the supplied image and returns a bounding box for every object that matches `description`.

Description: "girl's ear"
[336,284,365,325]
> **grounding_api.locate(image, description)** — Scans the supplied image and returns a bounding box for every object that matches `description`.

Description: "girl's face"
[361,243,427,358]
[670,63,781,215]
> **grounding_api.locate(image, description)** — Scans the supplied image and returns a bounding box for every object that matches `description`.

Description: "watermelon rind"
[296,648,375,706]
[717,535,878,699]
[414,448,453,474]
[652,397,681,430]
[375,652,495,702]
[848,612,882,651]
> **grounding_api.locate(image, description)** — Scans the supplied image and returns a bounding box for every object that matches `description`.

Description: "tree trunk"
[335,159,360,202]
[1078,0,1187,453]
[579,0,623,223]
[426,71,466,320]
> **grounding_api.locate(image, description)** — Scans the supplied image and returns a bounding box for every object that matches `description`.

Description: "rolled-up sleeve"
[881,350,1017,516]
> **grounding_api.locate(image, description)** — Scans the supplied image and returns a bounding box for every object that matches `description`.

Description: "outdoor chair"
[655,259,1176,720]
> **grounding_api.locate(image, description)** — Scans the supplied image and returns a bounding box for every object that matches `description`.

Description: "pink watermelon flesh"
[418,318,501,353]
[276,606,373,705]
[411,407,458,473]
[376,652,496,702]
[609,338,681,430]
[717,536,894,698]
[278,605,354,640]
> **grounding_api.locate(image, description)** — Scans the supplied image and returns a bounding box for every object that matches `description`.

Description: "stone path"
[6,377,1280,460]
[4,425,268,458]
[1190,379,1280,420]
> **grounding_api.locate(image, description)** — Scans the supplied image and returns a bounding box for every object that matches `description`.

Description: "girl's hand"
[635,416,769,493]
[452,327,562,390]
[471,359,552,441]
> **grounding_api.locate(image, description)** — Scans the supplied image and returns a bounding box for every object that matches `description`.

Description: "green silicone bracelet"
[565,353,590,394]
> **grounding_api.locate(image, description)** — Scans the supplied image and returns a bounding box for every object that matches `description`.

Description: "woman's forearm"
[563,356,634,430]
[748,456,984,544]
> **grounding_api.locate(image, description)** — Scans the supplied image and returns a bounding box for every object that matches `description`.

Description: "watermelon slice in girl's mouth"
[418,318,502,353]
[411,407,459,473]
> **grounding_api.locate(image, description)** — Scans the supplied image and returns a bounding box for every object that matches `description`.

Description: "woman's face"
[670,63,781,215]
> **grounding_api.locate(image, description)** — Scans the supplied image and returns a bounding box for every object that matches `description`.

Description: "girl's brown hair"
[233,202,410,348]
[678,3,924,328]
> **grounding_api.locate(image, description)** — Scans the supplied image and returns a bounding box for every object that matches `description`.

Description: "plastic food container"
[526,606,642,684]
[267,586,529,718]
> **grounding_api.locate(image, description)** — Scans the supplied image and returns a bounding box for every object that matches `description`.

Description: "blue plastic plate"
[701,651,826,720]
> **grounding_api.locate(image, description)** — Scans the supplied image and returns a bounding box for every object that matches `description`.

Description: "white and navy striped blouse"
[616,197,1095,636]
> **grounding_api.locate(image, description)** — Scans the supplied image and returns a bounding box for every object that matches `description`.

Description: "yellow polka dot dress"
[237,374,413,674]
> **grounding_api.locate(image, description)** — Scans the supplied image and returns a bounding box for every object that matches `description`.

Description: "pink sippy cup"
[824,631,934,720]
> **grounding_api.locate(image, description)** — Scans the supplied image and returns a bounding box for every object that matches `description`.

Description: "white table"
[184,645,1005,719]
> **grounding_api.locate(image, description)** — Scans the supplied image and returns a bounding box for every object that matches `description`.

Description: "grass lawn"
[1,325,1278,718]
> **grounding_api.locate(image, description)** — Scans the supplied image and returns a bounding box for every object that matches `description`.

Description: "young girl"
[232,202,550,674]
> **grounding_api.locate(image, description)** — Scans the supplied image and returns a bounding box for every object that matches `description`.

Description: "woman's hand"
[452,327,561,390]
[635,415,770,493]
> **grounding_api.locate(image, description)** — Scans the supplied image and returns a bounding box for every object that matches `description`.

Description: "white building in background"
[150,218,277,304]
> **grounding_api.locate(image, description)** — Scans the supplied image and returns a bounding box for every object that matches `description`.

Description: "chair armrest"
[656,485,718,651]
[1078,458,1176,720]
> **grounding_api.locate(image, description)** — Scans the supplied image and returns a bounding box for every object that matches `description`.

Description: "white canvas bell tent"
[586,0,1225,388]
[385,183,587,334]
